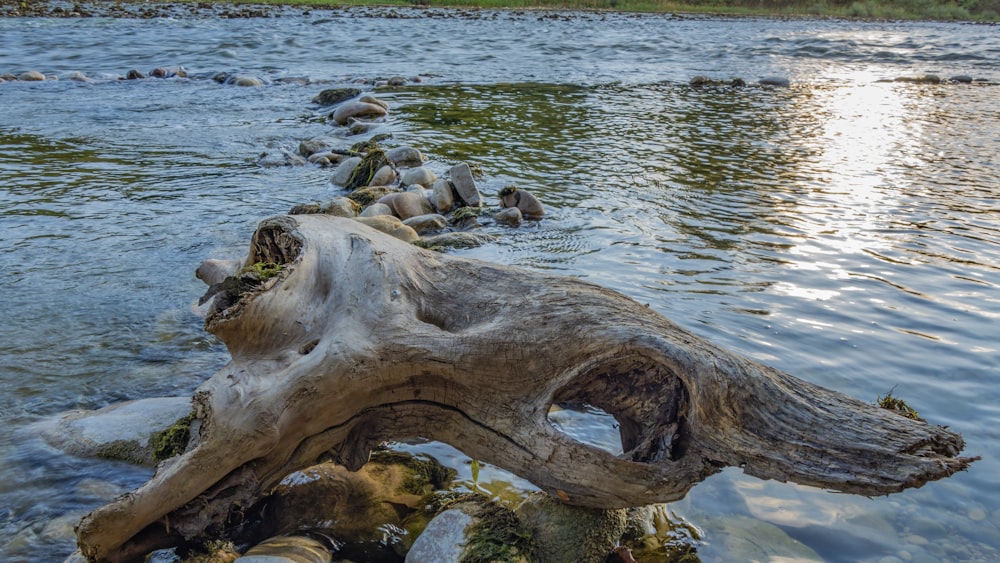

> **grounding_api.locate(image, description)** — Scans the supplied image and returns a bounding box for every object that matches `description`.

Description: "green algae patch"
[151,412,196,462]
[878,390,922,421]
[457,495,535,563]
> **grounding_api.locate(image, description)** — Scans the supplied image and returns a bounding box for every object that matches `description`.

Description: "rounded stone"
[499,186,544,218]
[353,215,420,243]
[399,166,437,188]
[312,87,361,106]
[360,202,393,217]
[494,206,523,227]
[227,75,264,87]
[330,156,362,186]
[431,179,455,213]
[403,213,448,234]
[405,507,475,563]
[385,146,425,168]
[236,535,330,563]
[18,70,46,81]
[370,164,396,187]
[360,94,390,110]
[320,196,360,218]
[378,191,434,220]
[332,101,388,125]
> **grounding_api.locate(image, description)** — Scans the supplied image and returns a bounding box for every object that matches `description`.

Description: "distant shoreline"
[1,0,997,22]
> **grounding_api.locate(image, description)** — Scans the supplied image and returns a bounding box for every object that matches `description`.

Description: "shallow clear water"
[1,7,998,562]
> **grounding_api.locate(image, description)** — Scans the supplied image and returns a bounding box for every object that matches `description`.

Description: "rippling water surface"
[1,7,998,562]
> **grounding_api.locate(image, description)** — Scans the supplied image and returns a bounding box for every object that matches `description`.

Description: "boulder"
[448,163,481,207]
[332,101,388,125]
[38,398,193,466]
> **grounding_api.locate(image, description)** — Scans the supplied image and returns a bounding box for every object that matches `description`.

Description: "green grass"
[192,0,999,21]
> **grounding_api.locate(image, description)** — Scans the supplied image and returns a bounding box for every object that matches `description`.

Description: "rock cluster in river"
[284,89,546,252]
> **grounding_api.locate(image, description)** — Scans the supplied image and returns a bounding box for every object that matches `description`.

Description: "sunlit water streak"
[1,8,998,562]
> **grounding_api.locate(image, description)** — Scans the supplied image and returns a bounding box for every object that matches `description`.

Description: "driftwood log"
[76,215,974,562]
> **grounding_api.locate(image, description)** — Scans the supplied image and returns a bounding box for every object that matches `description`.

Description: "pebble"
[18,70,46,81]
[385,146,425,168]
[360,202,393,217]
[370,164,396,187]
[399,166,437,188]
[311,87,361,106]
[430,178,455,213]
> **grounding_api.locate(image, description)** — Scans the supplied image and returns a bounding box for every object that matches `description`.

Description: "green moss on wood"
[150,412,196,462]
[877,389,922,421]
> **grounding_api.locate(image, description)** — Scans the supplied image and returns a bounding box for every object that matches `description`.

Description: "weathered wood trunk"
[75,215,974,562]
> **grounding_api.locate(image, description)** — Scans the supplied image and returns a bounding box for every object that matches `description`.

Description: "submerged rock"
[311,87,361,106]
[403,213,448,234]
[759,76,791,87]
[494,206,523,227]
[18,70,46,81]
[498,186,544,218]
[406,496,533,563]
[236,536,330,563]
[515,492,627,563]
[332,100,388,125]
[38,397,192,466]
[415,232,497,251]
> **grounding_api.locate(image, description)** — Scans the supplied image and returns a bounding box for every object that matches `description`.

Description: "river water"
[1,5,999,562]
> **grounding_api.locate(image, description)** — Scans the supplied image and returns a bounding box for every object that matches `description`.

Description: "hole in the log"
[299,339,320,355]
[552,354,690,463]
[547,403,624,456]
[250,223,304,266]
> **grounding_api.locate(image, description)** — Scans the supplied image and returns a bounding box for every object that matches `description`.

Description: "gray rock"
[403,214,449,234]
[406,507,475,563]
[236,536,331,563]
[950,75,973,83]
[332,101,388,125]
[348,119,382,136]
[416,232,497,251]
[38,397,192,466]
[370,164,397,187]
[431,179,455,213]
[312,87,361,106]
[759,76,791,87]
[494,206,523,227]
[298,137,337,157]
[385,146,425,168]
[196,258,243,286]
[360,202,393,217]
[330,156,362,186]
[399,166,437,188]
[449,163,481,207]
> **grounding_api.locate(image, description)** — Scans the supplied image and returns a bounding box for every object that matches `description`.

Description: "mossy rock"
[347,185,400,208]
[150,412,196,462]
